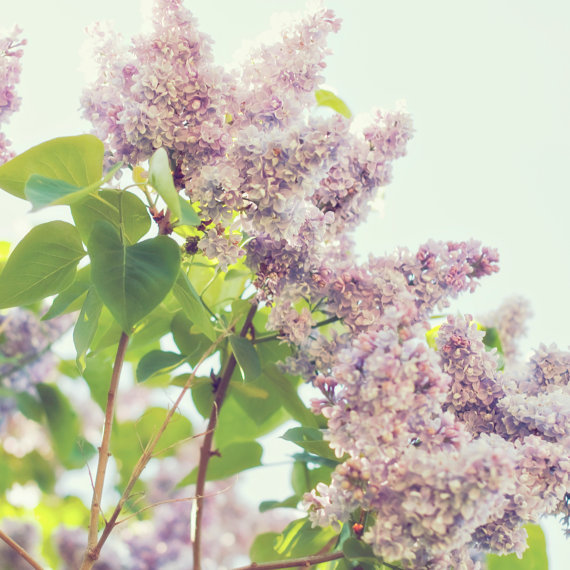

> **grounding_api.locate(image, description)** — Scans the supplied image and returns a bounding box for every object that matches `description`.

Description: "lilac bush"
[0,1,567,569]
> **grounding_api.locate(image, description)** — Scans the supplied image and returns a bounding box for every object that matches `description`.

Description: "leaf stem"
[0,529,44,570]
[81,331,129,569]
[193,302,258,570]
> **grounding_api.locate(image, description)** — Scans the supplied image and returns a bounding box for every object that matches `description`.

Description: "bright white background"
[2,1,569,567]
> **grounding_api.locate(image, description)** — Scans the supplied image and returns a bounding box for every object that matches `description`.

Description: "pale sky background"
[2,0,570,567]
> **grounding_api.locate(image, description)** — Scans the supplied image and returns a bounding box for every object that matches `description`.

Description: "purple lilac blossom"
[0,519,43,570]
[0,309,74,429]
[0,28,25,163]
[80,1,570,566]
[480,296,532,365]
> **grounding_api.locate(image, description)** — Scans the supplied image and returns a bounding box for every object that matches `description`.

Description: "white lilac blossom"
[0,27,25,163]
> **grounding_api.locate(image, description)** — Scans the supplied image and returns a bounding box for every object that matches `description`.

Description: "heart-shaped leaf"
[88,221,180,333]
[72,189,151,246]
[0,135,104,199]
[0,221,86,308]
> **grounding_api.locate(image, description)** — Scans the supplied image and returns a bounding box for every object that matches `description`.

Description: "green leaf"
[148,147,181,219]
[170,311,214,366]
[15,392,45,423]
[73,288,103,373]
[177,195,200,226]
[229,334,261,381]
[315,89,352,119]
[250,532,281,563]
[0,134,104,200]
[111,407,192,487]
[89,221,180,333]
[342,538,377,562]
[25,176,86,210]
[136,350,188,383]
[42,265,91,320]
[291,460,334,497]
[0,221,85,308]
[487,524,548,570]
[275,517,338,558]
[215,387,289,447]
[178,441,263,486]
[71,189,151,245]
[264,365,318,427]
[36,383,93,469]
[482,326,505,355]
[83,353,112,411]
[259,495,300,512]
[282,427,339,461]
[173,271,217,341]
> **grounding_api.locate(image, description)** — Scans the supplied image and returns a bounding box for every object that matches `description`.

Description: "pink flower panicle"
[0,27,25,163]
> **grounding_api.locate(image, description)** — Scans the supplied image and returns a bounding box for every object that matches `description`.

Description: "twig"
[232,550,345,570]
[253,315,341,344]
[80,331,129,569]
[0,528,44,570]
[193,302,258,570]
[84,324,231,566]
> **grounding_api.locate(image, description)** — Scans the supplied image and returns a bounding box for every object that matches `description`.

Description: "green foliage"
[36,383,96,469]
[178,441,263,485]
[315,89,352,118]
[0,221,85,308]
[274,517,338,558]
[88,220,181,332]
[0,135,104,199]
[486,524,548,570]
[173,271,218,341]
[71,189,151,245]
[111,407,192,487]
[136,349,188,382]
[73,288,103,372]
[148,147,182,220]
[229,334,261,380]
[282,427,340,461]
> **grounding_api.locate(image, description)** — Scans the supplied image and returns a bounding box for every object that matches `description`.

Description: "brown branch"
[0,528,44,570]
[232,550,345,570]
[84,323,231,566]
[193,302,258,570]
[80,331,129,569]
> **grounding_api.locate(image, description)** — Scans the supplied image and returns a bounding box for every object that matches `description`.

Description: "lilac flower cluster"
[480,296,532,364]
[0,309,74,429]
[81,1,569,567]
[305,308,570,567]
[0,28,25,163]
